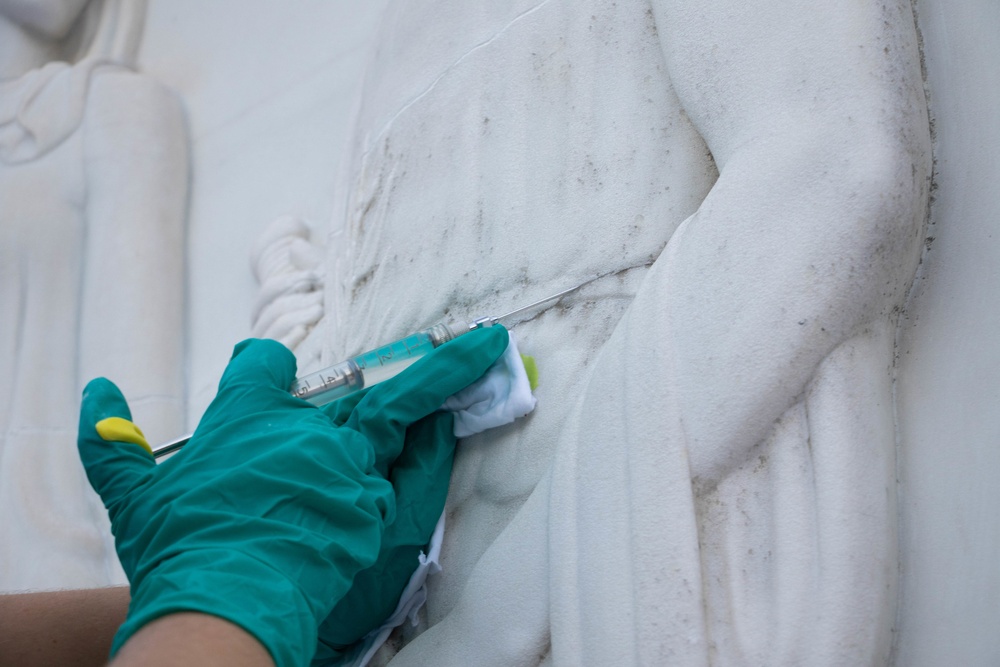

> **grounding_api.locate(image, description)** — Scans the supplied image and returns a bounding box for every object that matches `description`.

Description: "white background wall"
[132,2,999,662]
[136,0,388,425]
[894,2,1000,664]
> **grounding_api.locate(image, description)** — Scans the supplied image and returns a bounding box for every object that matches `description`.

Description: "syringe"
[152,281,589,459]
[288,321,465,406]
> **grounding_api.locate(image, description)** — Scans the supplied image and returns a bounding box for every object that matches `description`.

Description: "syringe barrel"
[288,358,363,404]
[288,321,470,407]
[153,321,472,459]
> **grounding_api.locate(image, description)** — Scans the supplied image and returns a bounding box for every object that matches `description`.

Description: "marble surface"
[894,1,1000,664]
[0,0,185,591]
[0,1,997,665]
[330,2,927,664]
[136,0,389,424]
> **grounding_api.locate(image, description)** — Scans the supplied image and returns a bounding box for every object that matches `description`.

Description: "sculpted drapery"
[0,0,186,591]
[324,1,930,664]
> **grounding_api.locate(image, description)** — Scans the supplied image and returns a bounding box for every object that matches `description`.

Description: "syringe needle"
[493,278,593,323]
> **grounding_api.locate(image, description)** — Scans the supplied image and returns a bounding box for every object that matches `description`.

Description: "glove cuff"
[112,548,317,667]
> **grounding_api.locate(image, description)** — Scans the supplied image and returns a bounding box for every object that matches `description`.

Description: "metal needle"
[491,278,593,324]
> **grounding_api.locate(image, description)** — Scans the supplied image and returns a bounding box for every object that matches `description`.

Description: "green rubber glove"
[78,326,508,667]
[312,400,458,664]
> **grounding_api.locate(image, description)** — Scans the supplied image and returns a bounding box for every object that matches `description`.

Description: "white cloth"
[443,332,537,437]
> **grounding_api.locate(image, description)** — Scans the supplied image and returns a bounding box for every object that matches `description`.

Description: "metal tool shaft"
[494,281,588,321]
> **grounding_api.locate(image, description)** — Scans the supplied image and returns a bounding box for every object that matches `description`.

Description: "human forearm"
[110,613,274,667]
[0,587,128,666]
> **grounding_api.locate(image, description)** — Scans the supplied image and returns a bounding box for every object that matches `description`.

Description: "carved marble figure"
[0,0,187,591]
[323,1,931,664]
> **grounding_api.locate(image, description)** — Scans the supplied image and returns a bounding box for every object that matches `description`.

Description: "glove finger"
[319,386,373,427]
[78,378,155,516]
[390,412,456,517]
[218,338,298,390]
[346,325,508,447]
[202,339,301,425]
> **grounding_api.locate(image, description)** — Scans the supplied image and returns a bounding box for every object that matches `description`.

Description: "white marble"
[326,2,930,664]
[0,0,185,591]
[136,0,389,424]
[893,2,1000,664]
[250,214,325,367]
[0,0,386,593]
[0,1,997,664]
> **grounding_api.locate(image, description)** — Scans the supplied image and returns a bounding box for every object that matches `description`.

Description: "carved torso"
[331,0,716,626]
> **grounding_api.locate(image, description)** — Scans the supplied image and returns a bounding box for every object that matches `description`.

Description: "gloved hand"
[78,326,508,667]
[312,385,460,663]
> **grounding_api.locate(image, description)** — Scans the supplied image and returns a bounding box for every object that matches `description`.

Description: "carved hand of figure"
[250,215,325,351]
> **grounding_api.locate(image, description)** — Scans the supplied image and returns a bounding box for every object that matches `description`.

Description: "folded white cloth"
[443,332,537,437]
[341,333,537,666]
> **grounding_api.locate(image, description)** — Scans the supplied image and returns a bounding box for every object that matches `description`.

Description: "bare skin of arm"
[0,587,128,666]
[110,613,274,667]
[0,589,274,667]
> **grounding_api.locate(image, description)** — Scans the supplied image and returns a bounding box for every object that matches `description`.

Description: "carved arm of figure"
[652,0,928,487]
[543,1,932,664]
[78,68,188,444]
[552,2,932,663]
